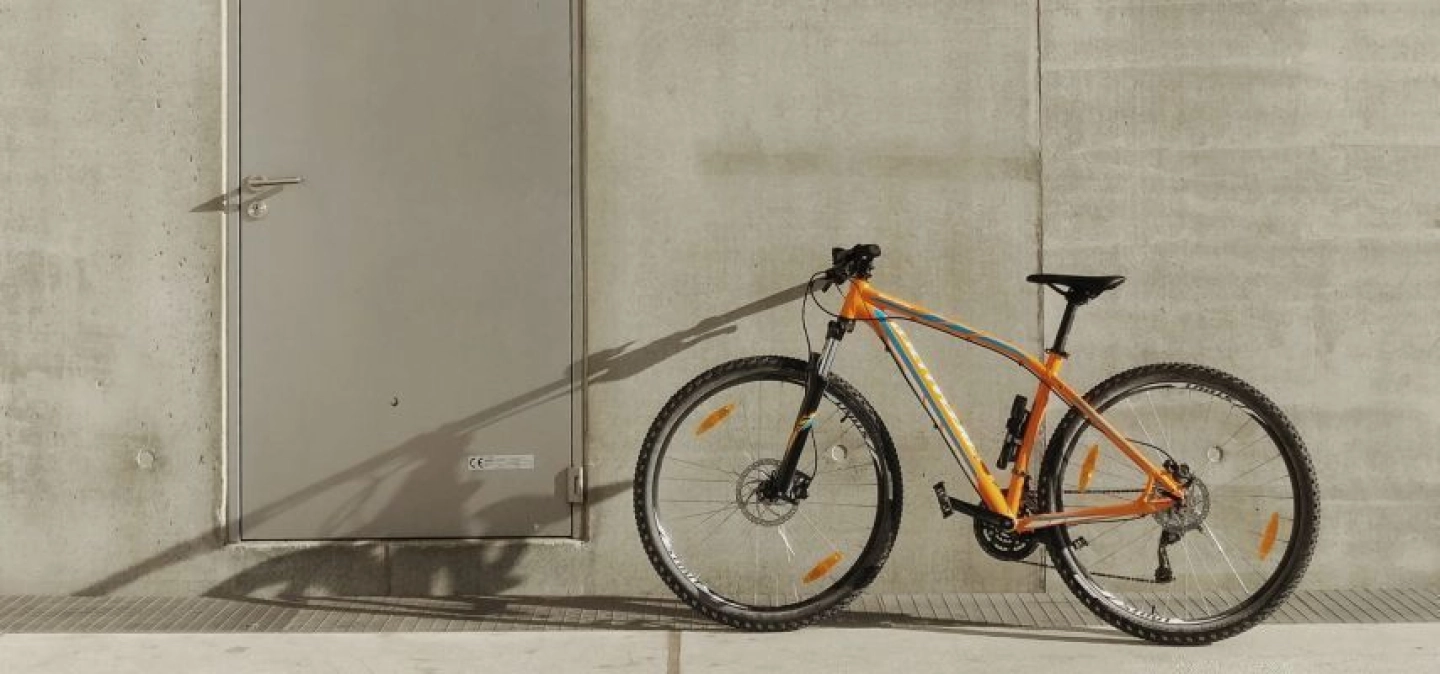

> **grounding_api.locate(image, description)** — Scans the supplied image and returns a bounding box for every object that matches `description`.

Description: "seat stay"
[840,281,1183,526]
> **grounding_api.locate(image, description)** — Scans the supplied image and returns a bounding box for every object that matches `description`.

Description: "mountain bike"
[634,244,1319,644]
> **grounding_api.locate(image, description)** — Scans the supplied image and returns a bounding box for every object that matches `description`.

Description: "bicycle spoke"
[1145,391,1174,453]
[777,524,797,561]
[815,462,873,477]
[1199,524,1250,594]
[1073,517,1146,549]
[1090,464,1149,484]
[1180,535,1199,610]
[1083,522,1158,568]
[644,369,889,614]
[1212,413,1253,456]
[1207,522,1276,577]
[667,457,739,478]
[797,508,840,552]
[671,503,739,521]
[1227,453,1282,484]
[1125,399,1157,447]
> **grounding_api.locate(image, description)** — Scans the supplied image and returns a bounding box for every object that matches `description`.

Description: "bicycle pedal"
[933,482,955,518]
[933,482,1014,529]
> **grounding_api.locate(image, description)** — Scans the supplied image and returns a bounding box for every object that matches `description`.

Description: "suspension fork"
[770,319,850,501]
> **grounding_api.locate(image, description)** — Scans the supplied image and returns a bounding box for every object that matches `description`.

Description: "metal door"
[235,0,578,539]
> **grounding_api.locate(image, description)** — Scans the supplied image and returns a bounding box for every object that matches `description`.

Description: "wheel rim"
[645,373,888,611]
[1050,380,1306,625]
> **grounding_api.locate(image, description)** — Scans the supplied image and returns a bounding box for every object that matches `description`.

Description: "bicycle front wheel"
[1039,363,1320,644]
[634,356,902,631]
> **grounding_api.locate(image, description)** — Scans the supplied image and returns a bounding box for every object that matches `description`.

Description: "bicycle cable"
[800,272,824,355]
[798,272,983,497]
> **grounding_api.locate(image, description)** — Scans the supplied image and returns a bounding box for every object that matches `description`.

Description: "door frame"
[222,0,587,542]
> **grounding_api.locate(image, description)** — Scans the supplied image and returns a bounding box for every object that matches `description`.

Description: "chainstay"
[1006,556,1164,585]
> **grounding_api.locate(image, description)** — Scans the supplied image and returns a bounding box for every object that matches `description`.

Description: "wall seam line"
[1034,0,1047,596]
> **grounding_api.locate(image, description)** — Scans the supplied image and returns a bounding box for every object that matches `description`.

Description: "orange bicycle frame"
[838,279,1184,533]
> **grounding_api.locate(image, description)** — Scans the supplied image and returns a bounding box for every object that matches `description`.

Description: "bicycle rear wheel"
[634,356,902,631]
[1039,363,1319,644]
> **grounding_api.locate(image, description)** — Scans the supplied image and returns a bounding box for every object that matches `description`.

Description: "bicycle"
[634,244,1319,644]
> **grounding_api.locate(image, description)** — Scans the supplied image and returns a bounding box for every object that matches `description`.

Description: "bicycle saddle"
[1026,273,1126,304]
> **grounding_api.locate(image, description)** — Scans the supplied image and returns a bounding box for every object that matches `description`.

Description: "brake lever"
[816,266,849,293]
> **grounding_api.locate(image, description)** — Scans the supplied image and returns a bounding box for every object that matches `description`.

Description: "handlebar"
[818,243,882,291]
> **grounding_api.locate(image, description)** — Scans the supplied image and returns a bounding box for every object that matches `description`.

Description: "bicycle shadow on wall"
[77,282,810,600]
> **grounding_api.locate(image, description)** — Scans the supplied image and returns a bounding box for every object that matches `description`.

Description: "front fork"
[769,319,850,501]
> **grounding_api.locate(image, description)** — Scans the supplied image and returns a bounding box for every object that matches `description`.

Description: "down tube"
[869,309,1011,517]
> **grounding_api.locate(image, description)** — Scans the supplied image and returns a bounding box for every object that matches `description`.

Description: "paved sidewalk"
[1,624,1437,673]
[2,591,1436,672]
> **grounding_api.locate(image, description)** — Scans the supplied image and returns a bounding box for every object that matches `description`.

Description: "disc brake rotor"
[736,458,798,526]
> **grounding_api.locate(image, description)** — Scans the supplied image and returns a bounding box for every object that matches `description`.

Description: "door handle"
[244,175,305,191]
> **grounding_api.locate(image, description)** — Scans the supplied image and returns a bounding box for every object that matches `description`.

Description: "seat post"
[1050,299,1082,356]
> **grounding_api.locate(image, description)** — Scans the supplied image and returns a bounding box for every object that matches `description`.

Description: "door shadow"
[204,482,633,599]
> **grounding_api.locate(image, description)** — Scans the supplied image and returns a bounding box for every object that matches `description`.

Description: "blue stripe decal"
[873,295,1031,363]
[874,309,964,453]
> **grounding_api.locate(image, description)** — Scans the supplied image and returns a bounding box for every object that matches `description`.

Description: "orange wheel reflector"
[1078,444,1100,493]
[802,552,844,584]
[1258,511,1280,561]
[695,403,736,436]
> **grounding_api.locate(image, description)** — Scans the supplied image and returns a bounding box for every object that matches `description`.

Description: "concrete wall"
[1041,0,1440,588]
[583,0,1042,595]
[0,0,1435,597]
[0,1,226,593]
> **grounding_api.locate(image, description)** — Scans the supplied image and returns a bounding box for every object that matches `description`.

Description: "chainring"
[973,491,1040,562]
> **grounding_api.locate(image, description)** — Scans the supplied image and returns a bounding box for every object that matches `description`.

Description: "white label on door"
[467,454,536,471]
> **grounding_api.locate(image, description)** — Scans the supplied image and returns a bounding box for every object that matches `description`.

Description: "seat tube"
[1007,351,1066,511]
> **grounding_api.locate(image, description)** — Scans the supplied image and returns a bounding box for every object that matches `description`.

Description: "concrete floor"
[3,592,1435,673]
[1,624,1436,673]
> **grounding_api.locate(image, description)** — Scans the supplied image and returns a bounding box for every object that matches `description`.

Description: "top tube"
[842,280,1045,374]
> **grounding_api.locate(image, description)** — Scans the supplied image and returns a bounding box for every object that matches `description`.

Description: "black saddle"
[1027,273,1126,304]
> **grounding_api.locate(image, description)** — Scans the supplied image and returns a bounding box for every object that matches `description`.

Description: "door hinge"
[567,466,585,504]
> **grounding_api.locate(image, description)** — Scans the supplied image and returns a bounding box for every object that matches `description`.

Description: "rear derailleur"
[1153,460,1200,584]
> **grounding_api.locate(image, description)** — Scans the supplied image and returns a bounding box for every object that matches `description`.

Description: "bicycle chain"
[1006,557,1163,585]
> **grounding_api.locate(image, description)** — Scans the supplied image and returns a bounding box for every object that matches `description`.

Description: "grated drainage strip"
[0,589,1434,634]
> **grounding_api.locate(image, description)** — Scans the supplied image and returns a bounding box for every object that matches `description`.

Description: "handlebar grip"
[824,244,883,286]
[833,244,882,264]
